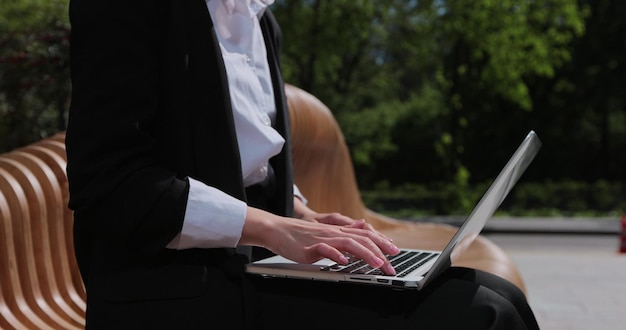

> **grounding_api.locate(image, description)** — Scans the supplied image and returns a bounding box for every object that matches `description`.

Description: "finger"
[307,243,349,265]
[343,218,368,228]
[315,213,356,226]
[315,215,383,235]
[330,236,396,275]
[311,233,397,276]
[339,227,400,257]
[334,219,394,243]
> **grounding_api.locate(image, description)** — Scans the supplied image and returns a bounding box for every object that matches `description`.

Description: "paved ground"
[483,232,626,330]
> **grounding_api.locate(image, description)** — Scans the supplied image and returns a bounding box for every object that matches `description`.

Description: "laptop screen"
[423,131,542,284]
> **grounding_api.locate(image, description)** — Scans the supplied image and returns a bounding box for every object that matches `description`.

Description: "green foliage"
[527,0,626,182]
[364,179,626,218]
[0,0,70,152]
[275,0,595,187]
[339,84,445,165]
[437,0,588,110]
[503,180,626,216]
[337,101,402,168]
[1,0,625,216]
[273,0,397,113]
[0,0,68,30]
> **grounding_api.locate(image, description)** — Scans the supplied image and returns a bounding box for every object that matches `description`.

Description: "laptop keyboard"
[321,250,438,277]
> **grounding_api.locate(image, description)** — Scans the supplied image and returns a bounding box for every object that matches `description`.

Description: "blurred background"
[1,0,624,218]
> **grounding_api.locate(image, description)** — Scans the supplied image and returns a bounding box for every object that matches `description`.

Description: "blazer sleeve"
[66,0,189,260]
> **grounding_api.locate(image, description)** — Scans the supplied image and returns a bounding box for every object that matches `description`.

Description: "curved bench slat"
[0,144,85,329]
[0,167,54,330]
[0,170,35,330]
[23,146,86,311]
[5,152,86,326]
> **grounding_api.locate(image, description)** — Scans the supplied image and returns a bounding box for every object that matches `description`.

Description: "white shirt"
[168,0,304,250]
[209,0,284,187]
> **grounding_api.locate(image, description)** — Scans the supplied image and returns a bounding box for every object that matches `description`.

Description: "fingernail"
[385,264,396,276]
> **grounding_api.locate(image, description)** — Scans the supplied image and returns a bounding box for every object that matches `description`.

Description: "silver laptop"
[246,130,542,290]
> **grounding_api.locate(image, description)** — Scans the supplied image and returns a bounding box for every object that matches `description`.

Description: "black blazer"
[67,0,292,327]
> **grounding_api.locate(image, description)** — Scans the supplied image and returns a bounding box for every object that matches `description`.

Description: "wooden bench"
[0,133,85,329]
[0,84,526,329]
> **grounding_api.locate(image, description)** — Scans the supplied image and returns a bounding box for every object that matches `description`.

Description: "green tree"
[0,0,70,152]
[273,0,398,114]
[276,0,587,186]
[430,0,587,182]
[529,0,626,182]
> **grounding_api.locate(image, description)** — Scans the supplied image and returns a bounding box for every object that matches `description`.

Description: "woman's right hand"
[239,207,400,275]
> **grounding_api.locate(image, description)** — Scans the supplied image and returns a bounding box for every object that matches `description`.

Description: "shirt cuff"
[167,177,247,250]
[293,184,308,205]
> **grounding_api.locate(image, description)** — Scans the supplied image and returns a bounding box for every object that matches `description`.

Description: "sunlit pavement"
[484,229,626,330]
[406,216,626,329]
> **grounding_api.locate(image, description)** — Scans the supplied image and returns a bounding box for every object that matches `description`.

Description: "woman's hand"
[240,206,400,275]
[294,195,376,229]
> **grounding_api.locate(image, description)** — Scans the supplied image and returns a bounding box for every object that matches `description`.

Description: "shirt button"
[258,166,268,176]
[245,54,252,63]
[261,114,271,126]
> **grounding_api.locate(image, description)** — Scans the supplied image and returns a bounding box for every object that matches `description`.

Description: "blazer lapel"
[260,9,294,217]
[185,0,246,200]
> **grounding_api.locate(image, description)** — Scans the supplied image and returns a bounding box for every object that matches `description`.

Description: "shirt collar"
[211,0,274,18]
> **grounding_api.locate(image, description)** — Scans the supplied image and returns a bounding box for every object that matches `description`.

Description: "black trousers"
[249,267,539,329]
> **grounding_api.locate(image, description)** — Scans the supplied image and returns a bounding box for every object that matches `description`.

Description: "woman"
[66,0,539,328]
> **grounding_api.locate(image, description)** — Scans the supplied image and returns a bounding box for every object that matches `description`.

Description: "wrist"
[240,207,287,248]
[293,196,316,219]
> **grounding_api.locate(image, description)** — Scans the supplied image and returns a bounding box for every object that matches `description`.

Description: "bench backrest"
[0,132,86,329]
